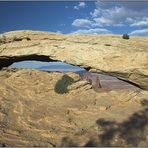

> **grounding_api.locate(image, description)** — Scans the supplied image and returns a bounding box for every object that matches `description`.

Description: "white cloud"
[71,1,148,36]
[56,30,62,34]
[90,9,101,17]
[74,2,86,10]
[74,6,79,10]
[91,6,132,26]
[72,19,92,27]
[94,17,114,26]
[130,18,148,27]
[129,29,148,36]
[71,28,112,34]
[90,1,148,27]
[79,2,86,8]
[126,18,134,24]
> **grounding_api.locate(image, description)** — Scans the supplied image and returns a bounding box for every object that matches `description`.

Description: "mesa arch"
[0,30,148,90]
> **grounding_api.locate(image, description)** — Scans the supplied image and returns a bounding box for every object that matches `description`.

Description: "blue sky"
[0,1,148,35]
[10,61,85,71]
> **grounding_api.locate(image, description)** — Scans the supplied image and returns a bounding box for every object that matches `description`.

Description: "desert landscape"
[0,30,148,147]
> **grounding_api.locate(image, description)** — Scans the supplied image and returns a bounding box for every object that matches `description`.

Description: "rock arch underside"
[0,30,148,147]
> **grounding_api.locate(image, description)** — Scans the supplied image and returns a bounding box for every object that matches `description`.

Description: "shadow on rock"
[86,99,148,147]
[60,137,78,147]
[60,99,148,147]
[54,74,74,94]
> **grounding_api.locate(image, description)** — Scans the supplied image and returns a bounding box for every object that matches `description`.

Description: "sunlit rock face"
[0,30,148,89]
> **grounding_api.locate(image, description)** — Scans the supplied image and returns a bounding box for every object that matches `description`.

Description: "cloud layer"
[129,29,148,36]
[90,1,148,27]
[72,28,111,34]
[72,19,92,28]
[71,1,148,35]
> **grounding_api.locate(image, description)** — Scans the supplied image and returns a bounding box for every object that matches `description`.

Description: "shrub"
[122,34,130,40]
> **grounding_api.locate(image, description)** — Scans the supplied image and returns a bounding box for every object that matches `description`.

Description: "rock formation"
[0,68,148,147]
[0,30,148,146]
[0,30,148,89]
[81,72,102,90]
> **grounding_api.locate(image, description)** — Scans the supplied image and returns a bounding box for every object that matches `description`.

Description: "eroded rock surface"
[0,30,148,89]
[0,68,148,147]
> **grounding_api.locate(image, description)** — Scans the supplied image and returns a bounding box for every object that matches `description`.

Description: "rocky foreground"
[0,30,148,147]
[0,68,148,147]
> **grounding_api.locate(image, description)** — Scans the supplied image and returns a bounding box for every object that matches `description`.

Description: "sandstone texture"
[0,30,148,89]
[0,68,148,147]
[0,30,148,147]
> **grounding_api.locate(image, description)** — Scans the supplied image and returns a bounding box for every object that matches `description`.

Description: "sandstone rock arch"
[0,30,148,90]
